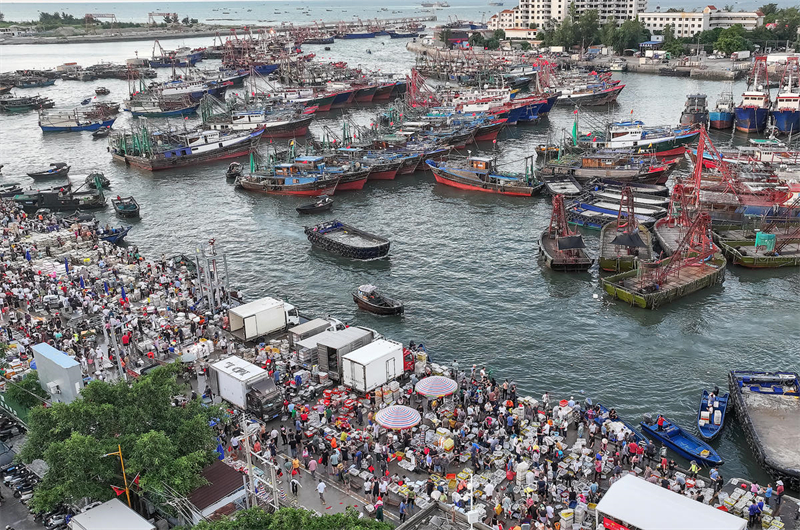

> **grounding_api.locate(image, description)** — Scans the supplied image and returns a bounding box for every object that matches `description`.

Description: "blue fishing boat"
[252,64,279,76]
[38,109,116,132]
[16,78,56,89]
[590,403,647,444]
[696,389,729,441]
[388,31,420,38]
[640,416,723,466]
[99,225,131,245]
[735,57,771,133]
[566,200,659,230]
[339,31,376,39]
[130,100,200,118]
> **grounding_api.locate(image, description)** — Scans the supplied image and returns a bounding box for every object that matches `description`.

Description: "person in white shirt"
[317,480,326,505]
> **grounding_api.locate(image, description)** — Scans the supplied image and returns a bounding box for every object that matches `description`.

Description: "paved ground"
[0,482,44,530]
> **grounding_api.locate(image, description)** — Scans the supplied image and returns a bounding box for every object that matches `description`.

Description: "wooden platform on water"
[601,255,726,309]
[599,222,653,273]
[713,230,800,268]
[653,222,684,256]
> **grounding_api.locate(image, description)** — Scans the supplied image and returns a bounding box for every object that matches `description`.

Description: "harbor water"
[1,33,798,490]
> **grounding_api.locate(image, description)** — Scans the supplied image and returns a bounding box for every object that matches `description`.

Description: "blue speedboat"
[99,225,131,245]
[640,416,723,466]
[591,403,647,444]
[696,389,729,441]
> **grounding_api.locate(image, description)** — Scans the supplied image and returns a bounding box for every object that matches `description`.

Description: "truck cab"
[285,303,300,327]
[245,377,283,421]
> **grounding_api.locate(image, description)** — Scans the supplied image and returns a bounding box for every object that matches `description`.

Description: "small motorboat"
[92,126,111,139]
[296,195,333,214]
[111,196,140,218]
[589,402,647,444]
[696,388,729,442]
[640,415,723,466]
[98,225,132,245]
[27,162,70,179]
[81,97,92,105]
[85,172,110,189]
[59,210,96,225]
[535,144,561,155]
[226,162,243,180]
[352,284,404,315]
[95,87,110,95]
[0,183,23,198]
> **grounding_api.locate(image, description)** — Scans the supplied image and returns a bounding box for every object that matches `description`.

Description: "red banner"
[603,518,630,530]
[111,485,126,496]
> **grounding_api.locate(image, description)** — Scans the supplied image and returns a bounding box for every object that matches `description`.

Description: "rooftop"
[32,342,79,369]
[188,461,245,511]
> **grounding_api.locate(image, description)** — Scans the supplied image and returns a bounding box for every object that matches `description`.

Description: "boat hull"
[353,294,404,315]
[734,106,769,133]
[330,90,355,109]
[429,162,542,197]
[305,220,390,260]
[372,84,396,102]
[40,118,115,132]
[354,86,378,103]
[335,170,370,191]
[697,390,729,442]
[772,109,800,134]
[238,180,338,196]
[367,168,399,180]
[131,105,199,118]
[709,110,734,129]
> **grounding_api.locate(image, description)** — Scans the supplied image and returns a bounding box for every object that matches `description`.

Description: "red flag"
[132,473,140,487]
[111,485,126,496]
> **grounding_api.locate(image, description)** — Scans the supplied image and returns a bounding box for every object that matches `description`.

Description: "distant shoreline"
[0,27,228,45]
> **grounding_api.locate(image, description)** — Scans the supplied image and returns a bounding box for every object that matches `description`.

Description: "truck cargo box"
[341,338,403,393]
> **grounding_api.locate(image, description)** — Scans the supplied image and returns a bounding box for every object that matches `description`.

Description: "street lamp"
[103,444,132,508]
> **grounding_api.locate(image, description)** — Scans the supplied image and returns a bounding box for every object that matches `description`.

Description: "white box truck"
[287,318,345,347]
[209,356,282,419]
[316,326,376,381]
[228,297,300,341]
[341,339,404,393]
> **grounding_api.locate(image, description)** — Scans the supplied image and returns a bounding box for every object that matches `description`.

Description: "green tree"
[0,13,5,22]
[183,507,393,530]
[182,16,190,25]
[759,3,778,17]
[493,29,505,40]
[19,364,226,512]
[666,8,683,12]
[612,18,650,53]
[469,32,485,47]
[714,24,752,54]
[601,16,618,47]
[7,371,49,409]
[529,22,538,29]
[577,9,600,46]
[485,37,501,49]
[661,24,685,55]
[520,41,532,51]
[440,27,452,47]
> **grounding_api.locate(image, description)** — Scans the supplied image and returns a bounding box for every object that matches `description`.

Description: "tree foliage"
[612,18,650,53]
[661,24,686,55]
[7,371,49,409]
[182,507,393,530]
[714,24,752,54]
[19,364,226,512]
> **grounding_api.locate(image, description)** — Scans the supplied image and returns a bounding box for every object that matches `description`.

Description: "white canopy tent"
[596,474,746,530]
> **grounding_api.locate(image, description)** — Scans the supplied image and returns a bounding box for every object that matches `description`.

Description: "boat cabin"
[185,130,222,146]
[775,92,800,111]
[580,153,631,168]
[294,156,326,170]
[274,163,300,177]
[608,120,645,141]
[740,91,770,108]
[467,156,496,172]
[684,94,708,110]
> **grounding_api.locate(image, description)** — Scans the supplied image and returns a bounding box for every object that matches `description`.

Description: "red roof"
[706,5,717,10]
[188,461,244,511]
[500,9,514,13]
[756,10,764,16]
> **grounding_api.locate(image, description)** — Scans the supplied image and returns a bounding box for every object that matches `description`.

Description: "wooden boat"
[38,109,116,132]
[13,184,106,212]
[296,195,333,214]
[352,284,404,315]
[640,416,723,466]
[539,194,593,272]
[567,200,659,230]
[426,157,543,197]
[98,225,132,245]
[237,171,339,196]
[590,178,670,197]
[0,183,23,198]
[27,162,70,179]
[92,126,112,139]
[111,196,140,218]
[712,227,800,268]
[590,403,647,444]
[680,94,709,127]
[304,220,390,260]
[696,389,729,442]
[95,87,110,95]
[541,174,582,197]
[85,172,110,189]
[226,162,243,180]
[728,371,800,489]
[590,189,669,208]
[535,144,560,155]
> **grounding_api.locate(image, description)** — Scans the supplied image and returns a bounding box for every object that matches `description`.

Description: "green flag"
[572,114,578,147]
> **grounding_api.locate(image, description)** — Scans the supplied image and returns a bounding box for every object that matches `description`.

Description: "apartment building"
[638,5,764,38]
[488,0,647,30]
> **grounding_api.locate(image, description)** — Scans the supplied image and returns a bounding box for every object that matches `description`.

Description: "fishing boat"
[541,174,582,197]
[709,85,735,130]
[296,195,333,214]
[567,198,661,230]
[27,162,70,179]
[92,126,112,139]
[84,172,110,189]
[659,67,691,77]
[599,189,653,272]
[680,94,709,127]
[728,371,800,489]
[304,220,390,260]
[590,403,647,444]
[16,77,56,89]
[387,31,419,38]
[95,87,110,95]
[111,196,140,218]
[98,225,132,245]
[696,389,729,442]
[771,58,799,135]
[237,167,340,196]
[473,118,507,142]
[13,184,106,212]
[640,416,723,466]
[0,183,23,198]
[590,178,670,197]
[203,109,314,138]
[38,109,116,132]
[712,225,800,268]
[226,162,243,180]
[542,153,676,185]
[538,194,593,272]
[602,212,726,309]
[556,83,625,106]
[110,124,263,171]
[426,157,543,197]
[304,35,335,44]
[128,97,200,118]
[0,94,55,113]
[735,57,771,133]
[352,284,404,315]
[577,120,700,158]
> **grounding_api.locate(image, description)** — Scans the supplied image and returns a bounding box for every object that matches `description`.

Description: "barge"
[728,371,800,490]
[305,220,390,260]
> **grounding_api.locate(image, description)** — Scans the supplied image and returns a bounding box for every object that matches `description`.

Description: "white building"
[489,0,647,30]
[639,5,764,38]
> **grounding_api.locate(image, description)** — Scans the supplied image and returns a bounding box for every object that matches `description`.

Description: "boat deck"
[615,261,721,291]
[742,390,800,481]
[654,224,684,255]
[325,230,381,248]
[600,225,653,261]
